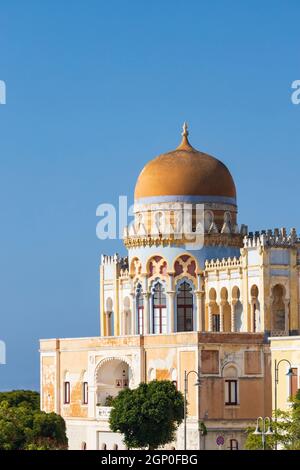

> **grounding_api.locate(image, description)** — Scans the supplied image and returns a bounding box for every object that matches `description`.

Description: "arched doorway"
[96,359,133,406]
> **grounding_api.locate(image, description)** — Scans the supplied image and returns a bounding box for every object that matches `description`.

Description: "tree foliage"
[244,425,275,450]
[109,380,184,449]
[275,389,300,450]
[0,390,68,450]
[245,390,300,450]
[0,390,40,410]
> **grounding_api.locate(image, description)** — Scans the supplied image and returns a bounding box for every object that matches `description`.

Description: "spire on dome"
[182,121,189,137]
[177,121,193,150]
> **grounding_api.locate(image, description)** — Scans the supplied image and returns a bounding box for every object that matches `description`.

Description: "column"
[143,292,150,334]
[100,265,105,337]
[104,311,111,336]
[220,302,224,332]
[167,291,176,333]
[284,299,290,334]
[120,309,124,336]
[231,300,236,332]
[195,291,204,332]
[250,300,255,332]
[88,385,97,419]
[123,310,128,336]
[208,303,213,332]
[130,293,136,335]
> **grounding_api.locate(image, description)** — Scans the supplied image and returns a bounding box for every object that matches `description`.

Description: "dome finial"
[177,121,193,150]
[182,121,189,137]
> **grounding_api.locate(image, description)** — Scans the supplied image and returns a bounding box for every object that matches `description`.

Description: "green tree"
[109,380,184,449]
[0,391,68,450]
[275,389,300,450]
[245,390,300,450]
[244,425,275,450]
[0,390,40,410]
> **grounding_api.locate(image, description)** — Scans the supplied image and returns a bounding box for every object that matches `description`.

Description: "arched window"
[272,285,286,333]
[224,365,239,406]
[152,282,167,334]
[123,296,131,335]
[250,285,259,332]
[177,281,193,332]
[154,211,165,234]
[105,297,114,336]
[136,284,144,335]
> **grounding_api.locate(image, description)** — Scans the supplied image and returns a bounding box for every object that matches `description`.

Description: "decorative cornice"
[124,233,243,249]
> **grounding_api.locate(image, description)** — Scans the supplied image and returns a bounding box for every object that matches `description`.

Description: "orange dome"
[134,124,236,203]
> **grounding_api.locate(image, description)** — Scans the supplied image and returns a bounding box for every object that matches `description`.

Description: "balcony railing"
[96,406,112,420]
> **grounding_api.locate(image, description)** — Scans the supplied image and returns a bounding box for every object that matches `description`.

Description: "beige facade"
[40,333,271,450]
[40,126,300,449]
[270,337,300,412]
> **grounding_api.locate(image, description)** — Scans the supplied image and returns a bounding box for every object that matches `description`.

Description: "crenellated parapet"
[119,268,129,279]
[101,253,129,270]
[243,228,299,248]
[205,256,242,271]
[100,254,129,282]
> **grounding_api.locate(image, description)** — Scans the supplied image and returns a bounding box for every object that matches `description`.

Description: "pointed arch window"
[136,284,144,335]
[177,281,194,332]
[152,282,167,334]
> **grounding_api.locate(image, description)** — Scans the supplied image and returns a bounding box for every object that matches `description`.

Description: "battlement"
[243,228,299,248]
[101,253,129,270]
[120,268,129,279]
[205,256,242,270]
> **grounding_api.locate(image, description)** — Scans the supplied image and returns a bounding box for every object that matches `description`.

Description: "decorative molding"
[205,257,242,270]
[124,233,243,249]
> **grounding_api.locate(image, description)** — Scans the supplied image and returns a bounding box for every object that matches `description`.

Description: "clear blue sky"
[0,1,299,390]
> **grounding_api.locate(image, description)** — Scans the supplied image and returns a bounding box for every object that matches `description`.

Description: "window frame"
[152,282,167,334]
[82,381,88,405]
[176,281,194,332]
[212,314,220,332]
[64,381,70,405]
[225,379,238,406]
